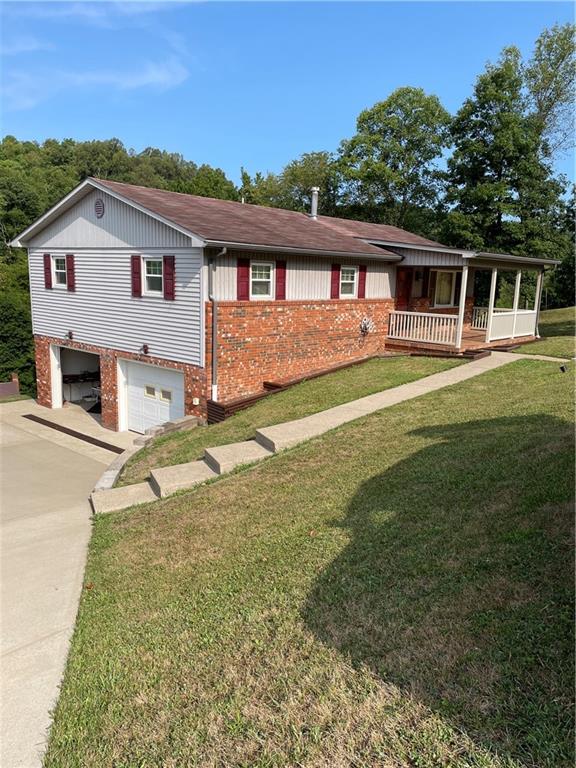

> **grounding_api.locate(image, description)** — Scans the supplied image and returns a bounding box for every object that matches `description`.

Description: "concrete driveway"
[0,400,134,768]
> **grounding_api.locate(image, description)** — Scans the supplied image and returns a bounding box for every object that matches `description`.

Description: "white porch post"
[485,267,498,343]
[511,269,522,339]
[455,263,469,349]
[534,269,544,338]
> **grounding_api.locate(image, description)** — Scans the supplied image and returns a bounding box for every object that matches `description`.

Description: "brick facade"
[33,264,482,427]
[205,298,395,402]
[34,335,207,430]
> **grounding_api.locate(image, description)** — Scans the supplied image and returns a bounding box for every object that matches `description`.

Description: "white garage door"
[125,361,185,434]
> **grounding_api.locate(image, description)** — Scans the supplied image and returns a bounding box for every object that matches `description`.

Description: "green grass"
[0,394,32,403]
[119,355,463,486]
[514,306,575,359]
[46,359,574,768]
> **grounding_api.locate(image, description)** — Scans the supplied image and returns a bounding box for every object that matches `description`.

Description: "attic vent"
[94,198,105,218]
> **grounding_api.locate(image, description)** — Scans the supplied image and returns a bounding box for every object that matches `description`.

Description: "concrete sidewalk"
[94,351,567,513]
[255,351,522,451]
[0,400,135,768]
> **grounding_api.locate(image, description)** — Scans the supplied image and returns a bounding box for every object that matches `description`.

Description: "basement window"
[250,262,274,299]
[340,266,358,297]
[53,256,67,287]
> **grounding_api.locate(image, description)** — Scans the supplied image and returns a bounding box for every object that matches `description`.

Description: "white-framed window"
[145,385,156,398]
[160,389,172,403]
[53,256,67,288]
[433,270,457,307]
[143,258,163,295]
[250,261,274,299]
[340,265,358,298]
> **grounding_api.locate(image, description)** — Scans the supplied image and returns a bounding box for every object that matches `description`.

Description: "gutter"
[465,252,561,267]
[208,247,227,402]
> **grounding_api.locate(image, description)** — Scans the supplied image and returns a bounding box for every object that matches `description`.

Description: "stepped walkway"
[91,351,566,514]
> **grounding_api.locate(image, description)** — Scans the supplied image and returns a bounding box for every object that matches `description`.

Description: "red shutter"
[163,255,175,300]
[237,258,250,300]
[131,255,142,298]
[275,260,286,300]
[65,254,76,292]
[330,264,341,299]
[43,254,52,289]
[358,264,367,299]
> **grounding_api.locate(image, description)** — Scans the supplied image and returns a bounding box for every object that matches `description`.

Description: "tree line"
[1,23,573,393]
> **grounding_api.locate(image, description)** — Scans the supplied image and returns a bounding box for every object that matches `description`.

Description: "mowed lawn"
[515,306,575,359]
[46,360,574,768]
[119,355,462,485]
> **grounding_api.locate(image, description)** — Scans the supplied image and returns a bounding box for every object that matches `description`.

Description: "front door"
[396,268,413,310]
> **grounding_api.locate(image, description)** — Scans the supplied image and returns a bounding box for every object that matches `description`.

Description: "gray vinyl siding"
[29,248,203,365]
[27,189,196,249]
[211,254,394,300]
[365,261,395,299]
[394,247,465,268]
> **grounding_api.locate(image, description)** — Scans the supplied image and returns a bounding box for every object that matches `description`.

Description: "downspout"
[208,247,227,401]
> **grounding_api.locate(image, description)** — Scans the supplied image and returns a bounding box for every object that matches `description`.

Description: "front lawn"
[46,359,574,768]
[0,394,32,404]
[119,355,462,485]
[515,306,575,359]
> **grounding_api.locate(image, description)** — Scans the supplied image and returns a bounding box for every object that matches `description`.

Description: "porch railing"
[490,309,538,341]
[388,311,458,346]
[471,306,489,331]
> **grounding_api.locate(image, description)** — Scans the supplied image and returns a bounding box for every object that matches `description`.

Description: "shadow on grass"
[539,317,575,338]
[303,415,574,766]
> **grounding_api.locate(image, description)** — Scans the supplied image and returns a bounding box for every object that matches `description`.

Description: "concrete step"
[150,460,217,498]
[91,482,159,514]
[255,411,348,453]
[204,440,273,474]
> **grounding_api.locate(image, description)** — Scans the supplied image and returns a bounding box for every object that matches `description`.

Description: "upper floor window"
[340,266,358,298]
[434,270,456,307]
[53,256,67,287]
[250,262,274,299]
[144,258,163,295]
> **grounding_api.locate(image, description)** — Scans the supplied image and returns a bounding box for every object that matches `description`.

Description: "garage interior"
[60,348,101,419]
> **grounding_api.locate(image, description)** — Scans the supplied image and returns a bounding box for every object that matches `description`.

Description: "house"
[12,178,558,433]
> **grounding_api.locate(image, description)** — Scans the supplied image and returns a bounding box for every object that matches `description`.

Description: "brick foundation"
[206,298,395,402]
[34,335,207,431]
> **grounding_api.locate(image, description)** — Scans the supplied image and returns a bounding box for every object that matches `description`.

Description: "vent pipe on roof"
[310,187,319,220]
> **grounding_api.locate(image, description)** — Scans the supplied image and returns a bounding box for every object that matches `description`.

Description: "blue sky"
[1,1,573,184]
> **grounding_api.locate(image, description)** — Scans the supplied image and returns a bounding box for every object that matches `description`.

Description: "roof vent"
[310,187,319,220]
[94,198,105,218]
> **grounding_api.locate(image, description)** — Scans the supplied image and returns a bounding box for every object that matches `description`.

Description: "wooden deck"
[385,328,537,355]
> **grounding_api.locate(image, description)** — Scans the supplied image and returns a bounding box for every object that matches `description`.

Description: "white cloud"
[1,35,54,56]
[2,56,190,111]
[5,1,195,27]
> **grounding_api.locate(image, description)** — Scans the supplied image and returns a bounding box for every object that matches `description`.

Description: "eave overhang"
[204,239,403,262]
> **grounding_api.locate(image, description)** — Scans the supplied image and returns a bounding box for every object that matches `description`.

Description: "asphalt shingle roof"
[95,178,443,258]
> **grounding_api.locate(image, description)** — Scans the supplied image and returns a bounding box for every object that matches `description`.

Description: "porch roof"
[464,251,561,269]
[362,239,560,269]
